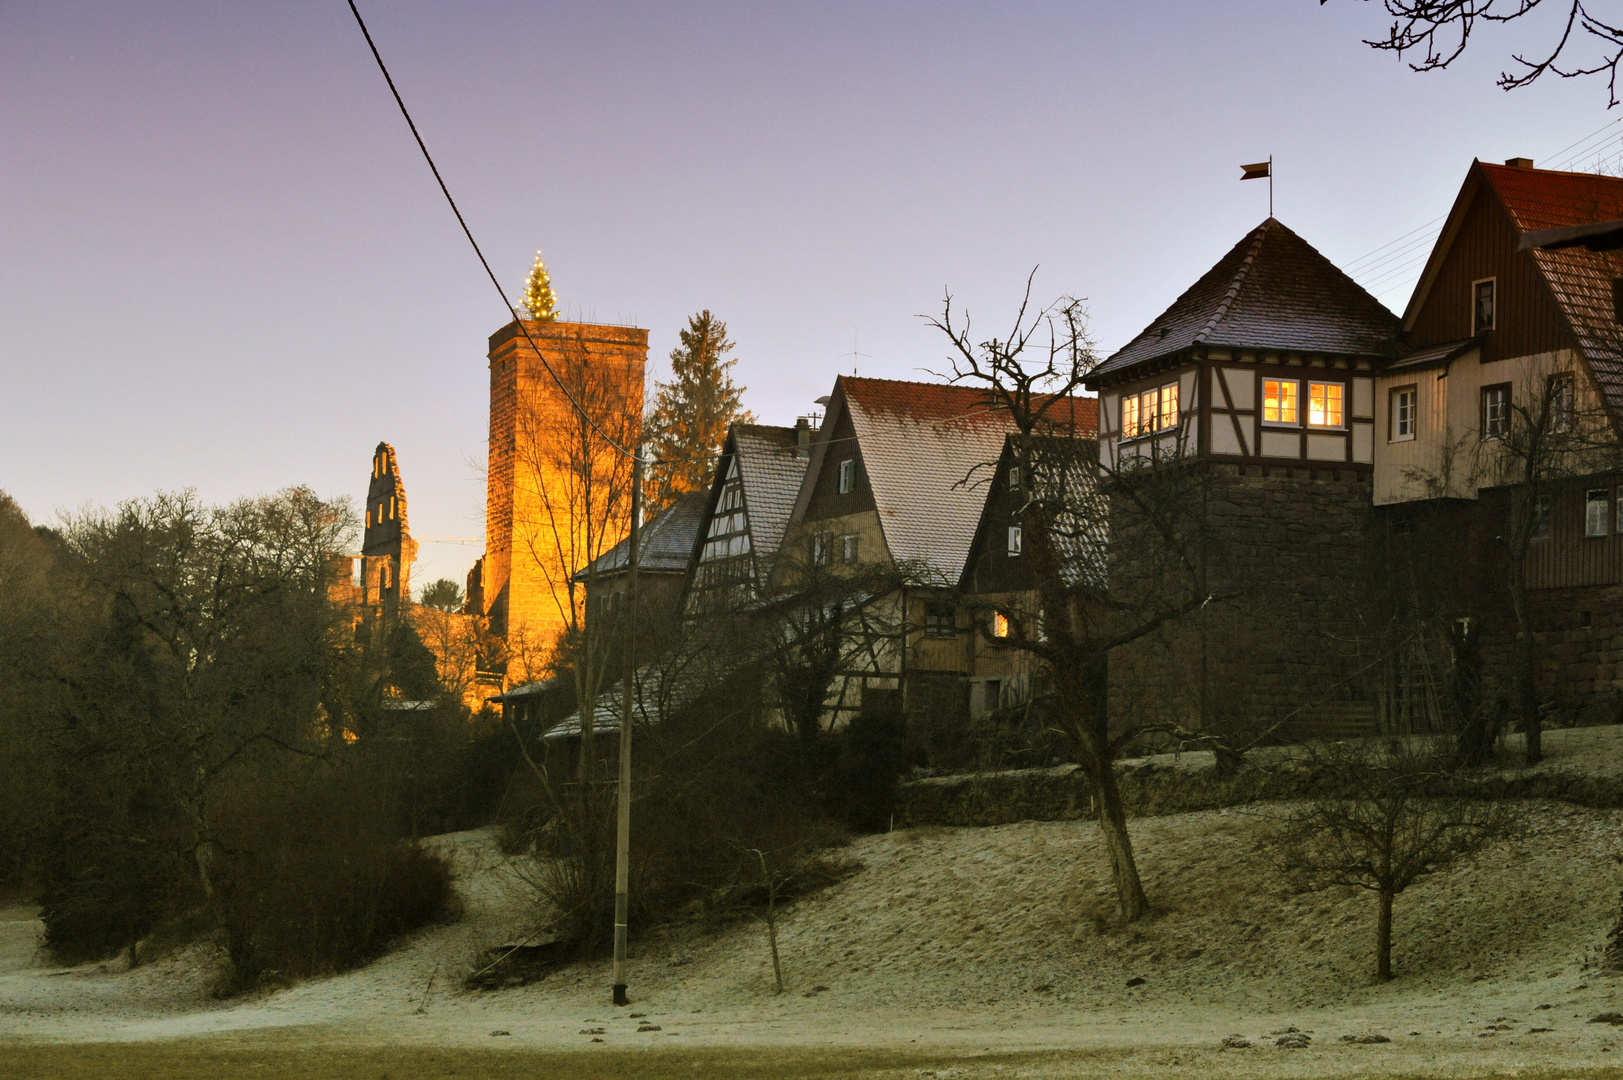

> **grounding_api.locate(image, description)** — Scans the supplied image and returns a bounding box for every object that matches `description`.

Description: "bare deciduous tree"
[1272,741,1512,980]
[510,330,641,778]
[928,278,1221,923]
[1329,0,1623,106]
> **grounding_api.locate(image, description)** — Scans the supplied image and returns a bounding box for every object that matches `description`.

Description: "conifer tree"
[519,250,557,321]
[644,311,752,513]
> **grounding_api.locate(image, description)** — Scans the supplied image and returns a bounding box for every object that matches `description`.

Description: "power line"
[345,0,643,463]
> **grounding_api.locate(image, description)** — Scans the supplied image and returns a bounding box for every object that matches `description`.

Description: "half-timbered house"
[772,376,1096,731]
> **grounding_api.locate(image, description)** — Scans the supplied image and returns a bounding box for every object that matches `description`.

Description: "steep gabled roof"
[1091,219,1400,386]
[730,424,808,580]
[575,489,708,580]
[959,434,1106,594]
[794,377,1096,584]
[1406,161,1623,420]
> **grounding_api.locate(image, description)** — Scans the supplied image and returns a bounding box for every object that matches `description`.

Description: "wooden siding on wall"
[1519,477,1623,589]
[1407,185,1575,361]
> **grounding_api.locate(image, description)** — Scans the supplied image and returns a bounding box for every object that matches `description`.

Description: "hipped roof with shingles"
[1089,218,1400,388]
[795,376,1097,585]
[1407,161,1623,421]
[574,490,708,581]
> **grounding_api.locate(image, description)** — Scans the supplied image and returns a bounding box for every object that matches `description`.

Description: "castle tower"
[362,441,418,607]
[478,320,648,673]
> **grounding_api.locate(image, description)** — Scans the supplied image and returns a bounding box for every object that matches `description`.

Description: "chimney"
[795,417,812,457]
[1505,157,1535,169]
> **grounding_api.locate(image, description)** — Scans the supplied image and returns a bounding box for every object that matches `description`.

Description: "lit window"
[837,459,855,494]
[1121,394,1140,439]
[1391,386,1416,441]
[1482,385,1510,440]
[1263,379,1299,424]
[1586,489,1610,538]
[1308,382,1343,427]
[1549,374,1574,434]
[840,533,859,564]
[1007,525,1023,556]
[1159,382,1179,430]
[1139,389,1159,433]
[991,611,1011,639]
[1474,279,1496,333]
[1121,381,1180,439]
[1532,496,1552,542]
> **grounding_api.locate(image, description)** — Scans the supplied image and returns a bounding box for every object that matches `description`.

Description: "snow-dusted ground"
[4,727,1623,1078]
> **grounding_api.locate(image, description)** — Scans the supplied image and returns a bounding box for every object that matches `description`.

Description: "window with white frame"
[1008,464,1022,492]
[1390,385,1417,441]
[1308,381,1344,427]
[1482,384,1510,440]
[840,533,859,563]
[1473,278,1496,333]
[1586,489,1610,538]
[1122,381,1179,439]
[813,531,833,566]
[1007,525,1023,556]
[836,458,855,494]
[1263,378,1299,424]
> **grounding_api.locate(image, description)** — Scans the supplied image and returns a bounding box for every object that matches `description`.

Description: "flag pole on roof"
[1241,156,1273,218]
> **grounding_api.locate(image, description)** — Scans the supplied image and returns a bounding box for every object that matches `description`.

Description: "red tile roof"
[1478,163,1623,418]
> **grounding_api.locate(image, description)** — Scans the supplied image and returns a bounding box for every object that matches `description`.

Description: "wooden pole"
[612,449,643,1006]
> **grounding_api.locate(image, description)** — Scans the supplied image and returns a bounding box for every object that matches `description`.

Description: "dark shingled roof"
[575,490,708,581]
[1090,218,1400,385]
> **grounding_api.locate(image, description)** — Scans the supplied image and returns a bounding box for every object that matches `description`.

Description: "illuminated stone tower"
[362,441,417,608]
[475,319,647,677]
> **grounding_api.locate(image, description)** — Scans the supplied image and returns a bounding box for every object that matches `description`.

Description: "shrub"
[213,772,455,990]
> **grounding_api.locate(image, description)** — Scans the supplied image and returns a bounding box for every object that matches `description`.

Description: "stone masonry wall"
[1107,463,1375,731]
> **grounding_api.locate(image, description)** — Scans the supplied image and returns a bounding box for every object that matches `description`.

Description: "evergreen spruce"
[644,311,752,513]
[520,250,558,321]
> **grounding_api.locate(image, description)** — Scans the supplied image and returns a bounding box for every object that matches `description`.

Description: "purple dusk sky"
[1,1,1608,589]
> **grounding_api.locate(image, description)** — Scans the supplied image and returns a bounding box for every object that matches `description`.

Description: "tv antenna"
[842,328,870,376]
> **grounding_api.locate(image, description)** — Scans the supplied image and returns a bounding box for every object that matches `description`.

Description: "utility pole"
[612,448,643,1006]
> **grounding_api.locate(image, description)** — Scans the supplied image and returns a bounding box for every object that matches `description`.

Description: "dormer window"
[1473,278,1496,333]
[837,459,855,494]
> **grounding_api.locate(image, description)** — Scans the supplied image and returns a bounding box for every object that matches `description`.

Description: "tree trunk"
[1088,756,1149,922]
[1376,889,1393,981]
[1517,628,1541,765]
[766,894,783,994]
